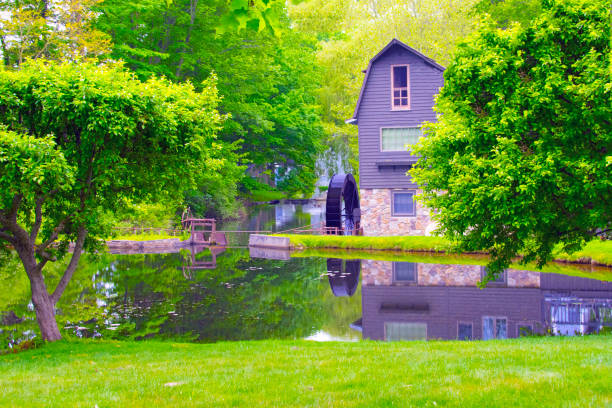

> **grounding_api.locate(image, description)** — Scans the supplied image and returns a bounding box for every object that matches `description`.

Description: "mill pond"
[2,202,611,347]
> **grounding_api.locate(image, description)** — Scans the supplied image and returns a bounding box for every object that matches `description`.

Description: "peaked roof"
[346,39,445,124]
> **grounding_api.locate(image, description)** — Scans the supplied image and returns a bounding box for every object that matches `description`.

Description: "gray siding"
[361,273,612,341]
[361,286,542,340]
[357,45,444,189]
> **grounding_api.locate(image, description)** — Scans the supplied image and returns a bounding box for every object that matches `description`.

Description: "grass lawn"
[1,337,611,407]
[109,233,183,241]
[291,249,612,282]
[280,235,612,267]
[249,189,286,202]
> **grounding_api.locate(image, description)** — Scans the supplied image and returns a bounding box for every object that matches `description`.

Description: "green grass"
[1,337,610,407]
[555,239,612,266]
[109,233,182,241]
[249,189,286,202]
[280,235,612,267]
[281,234,452,252]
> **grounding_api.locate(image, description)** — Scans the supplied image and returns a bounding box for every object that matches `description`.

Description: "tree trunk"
[15,241,64,341]
[30,278,62,341]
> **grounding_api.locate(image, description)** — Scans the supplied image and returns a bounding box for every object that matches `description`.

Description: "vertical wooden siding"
[357,45,444,189]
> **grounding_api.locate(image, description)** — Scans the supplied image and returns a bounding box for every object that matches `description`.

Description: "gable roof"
[346,39,445,125]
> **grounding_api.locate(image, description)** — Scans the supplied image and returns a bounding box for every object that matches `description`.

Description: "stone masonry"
[361,261,543,288]
[360,188,436,236]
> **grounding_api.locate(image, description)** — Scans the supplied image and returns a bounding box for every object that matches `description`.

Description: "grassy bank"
[280,235,612,267]
[1,337,610,407]
[292,249,612,282]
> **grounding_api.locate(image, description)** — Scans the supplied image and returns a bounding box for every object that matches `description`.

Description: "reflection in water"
[1,248,611,347]
[326,259,361,297]
[221,201,325,245]
[358,260,612,341]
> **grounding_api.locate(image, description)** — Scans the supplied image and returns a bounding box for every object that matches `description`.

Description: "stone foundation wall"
[360,188,436,236]
[361,261,543,288]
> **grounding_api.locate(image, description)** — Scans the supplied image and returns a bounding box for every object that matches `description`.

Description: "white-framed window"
[391,65,410,110]
[380,127,422,152]
[482,316,508,340]
[391,190,416,216]
[384,322,427,341]
[393,262,417,283]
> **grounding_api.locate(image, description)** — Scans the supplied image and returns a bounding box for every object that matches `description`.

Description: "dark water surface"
[2,247,611,346]
[1,203,611,346]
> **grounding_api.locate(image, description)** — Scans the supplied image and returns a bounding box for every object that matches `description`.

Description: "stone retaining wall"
[359,188,436,236]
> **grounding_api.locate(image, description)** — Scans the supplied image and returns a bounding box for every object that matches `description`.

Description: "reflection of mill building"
[346,39,444,236]
[354,261,612,341]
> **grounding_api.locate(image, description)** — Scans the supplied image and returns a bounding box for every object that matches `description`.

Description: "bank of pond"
[1,246,611,348]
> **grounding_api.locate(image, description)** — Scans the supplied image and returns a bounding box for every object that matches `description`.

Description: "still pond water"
[1,203,611,345]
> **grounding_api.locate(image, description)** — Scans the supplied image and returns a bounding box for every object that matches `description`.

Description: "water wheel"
[325,174,361,235]
[327,258,361,297]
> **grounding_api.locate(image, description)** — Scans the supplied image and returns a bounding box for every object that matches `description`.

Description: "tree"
[94,0,324,199]
[411,0,611,279]
[473,0,542,28]
[0,60,235,340]
[0,0,111,66]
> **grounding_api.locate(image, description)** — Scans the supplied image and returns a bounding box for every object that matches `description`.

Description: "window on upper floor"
[381,127,422,152]
[391,65,410,110]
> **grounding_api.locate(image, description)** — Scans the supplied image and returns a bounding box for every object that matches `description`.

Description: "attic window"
[391,65,410,110]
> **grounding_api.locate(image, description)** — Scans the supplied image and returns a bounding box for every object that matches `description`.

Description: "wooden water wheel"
[325,174,361,235]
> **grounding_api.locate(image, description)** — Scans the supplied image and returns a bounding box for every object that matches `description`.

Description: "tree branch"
[36,217,68,255]
[8,194,23,222]
[0,230,15,243]
[30,189,59,244]
[49,226,87,304]
[30,195,45,243]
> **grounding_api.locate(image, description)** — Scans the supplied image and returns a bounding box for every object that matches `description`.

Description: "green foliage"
[0,0,111,66]
[0,60,233,249]
[96,0,325,198]
[0,129,74,246]
[474,0,543,28]
[411,0,611,280]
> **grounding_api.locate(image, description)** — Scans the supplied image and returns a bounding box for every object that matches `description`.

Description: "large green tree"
[411,0,611,277]
[0,60,235,340]
[96,0,324,198]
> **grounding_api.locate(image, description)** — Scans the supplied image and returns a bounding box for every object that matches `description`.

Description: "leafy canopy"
[0,60,230,252]
[411,0,611,277]
[96,0,324,197]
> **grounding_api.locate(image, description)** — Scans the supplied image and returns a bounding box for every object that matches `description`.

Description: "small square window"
[392,191,415,216]
[393,262,417,283]
[480,266,507,285]
[458,323,473,340]
[518,325,534,337]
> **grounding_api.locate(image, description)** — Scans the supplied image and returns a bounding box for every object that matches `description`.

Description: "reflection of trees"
[2,249,367,347]
[93,249,327,342]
